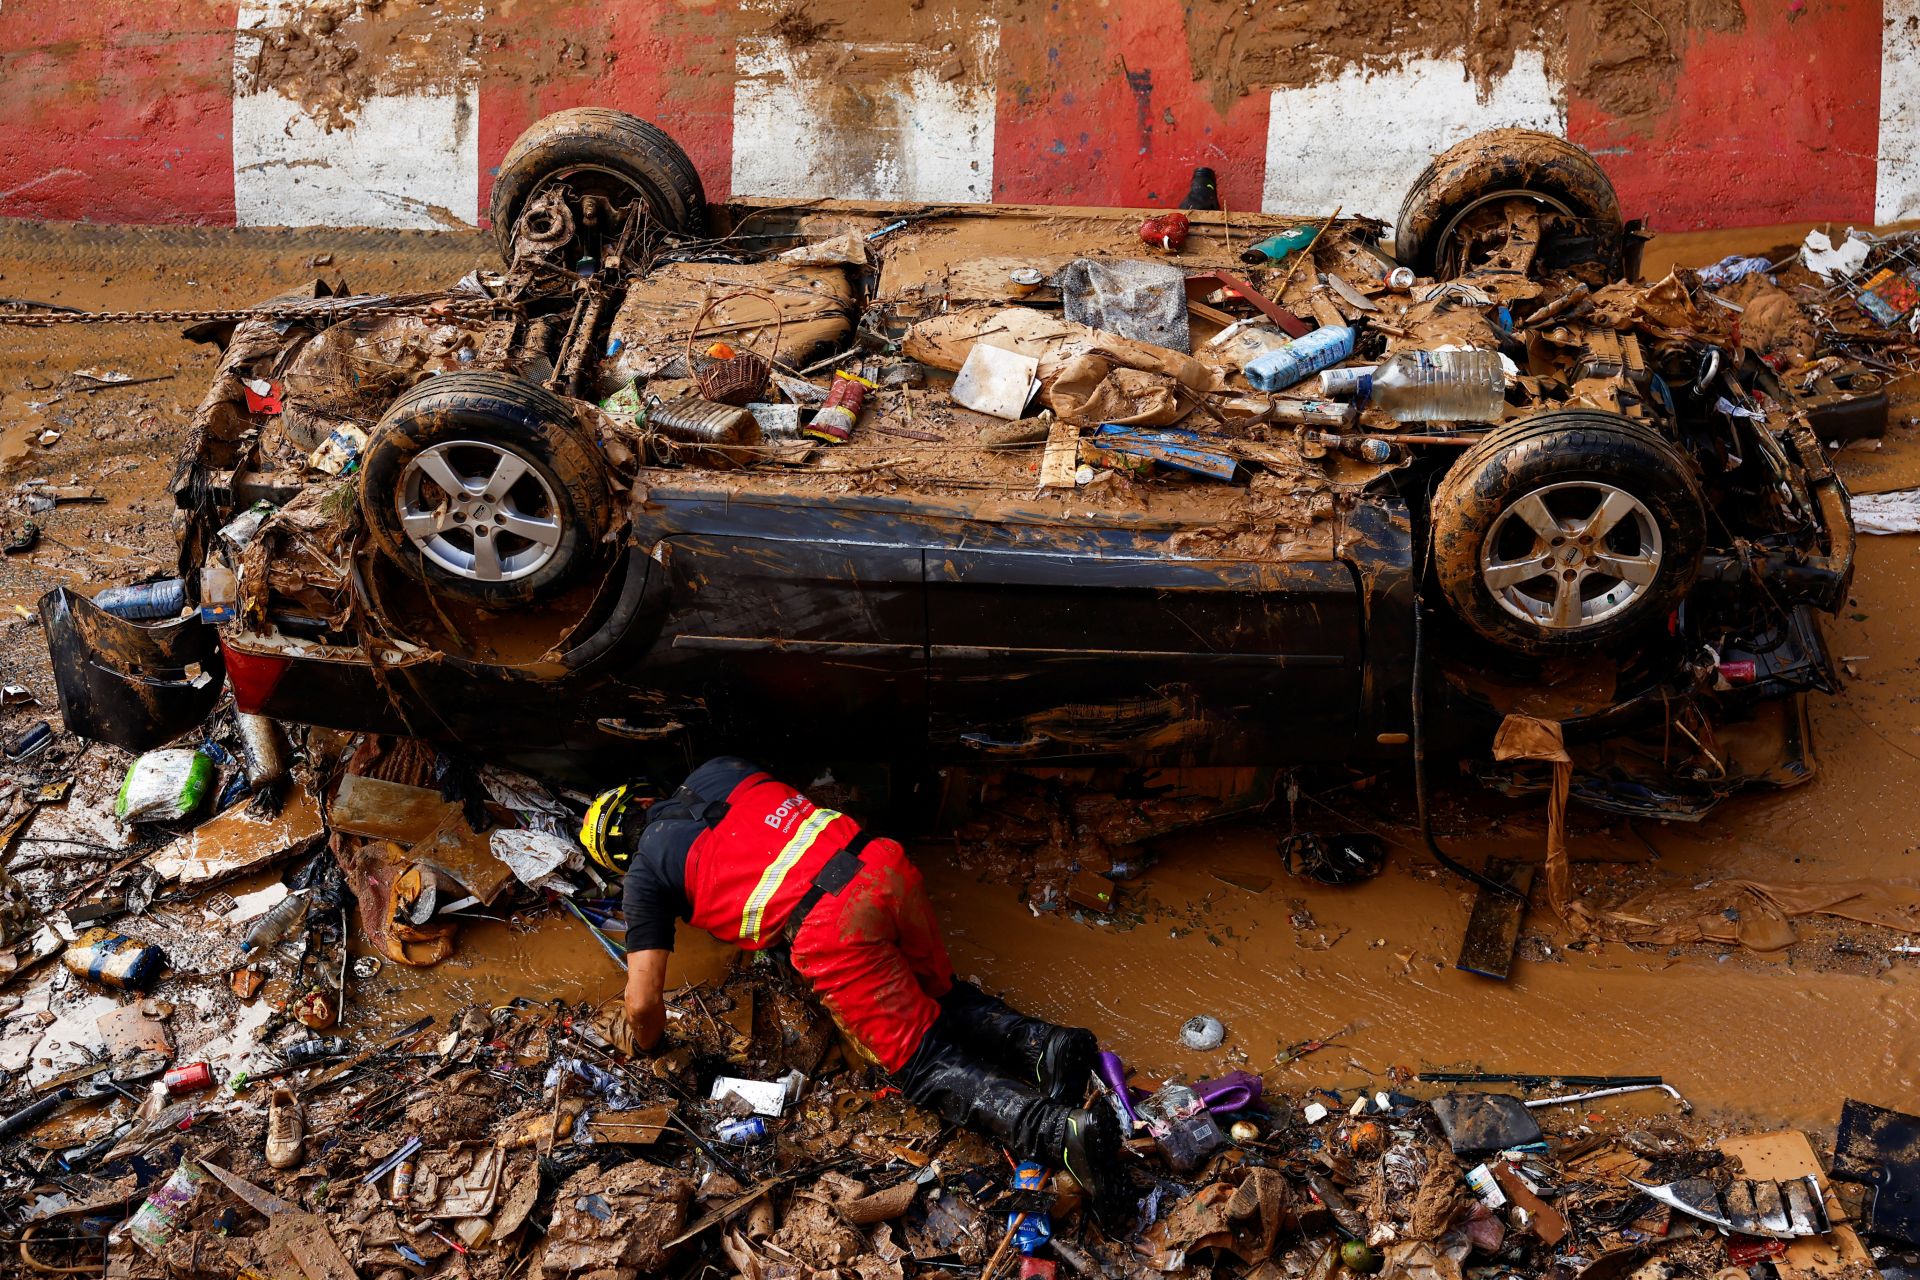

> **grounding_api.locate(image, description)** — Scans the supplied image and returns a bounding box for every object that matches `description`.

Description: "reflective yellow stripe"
[739,808,842,943]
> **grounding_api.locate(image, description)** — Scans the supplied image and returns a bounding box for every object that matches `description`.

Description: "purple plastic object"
[1193,1071,1264,1114]
[1097,1051,1140,1127]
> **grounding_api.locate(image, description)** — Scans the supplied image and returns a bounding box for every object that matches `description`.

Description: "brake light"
[220,638,291,711]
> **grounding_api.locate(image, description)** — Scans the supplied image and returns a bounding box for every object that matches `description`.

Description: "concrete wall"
[0,0,1912,234]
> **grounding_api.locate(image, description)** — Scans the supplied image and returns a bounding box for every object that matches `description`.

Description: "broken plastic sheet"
[478,764,572,838]
[490,828,583,893]
[1056,257,1192,353]
[1802,229,1873,282]
[903,305,1219,429]
[1049,355,1187,426]
[1851,488,1920,534]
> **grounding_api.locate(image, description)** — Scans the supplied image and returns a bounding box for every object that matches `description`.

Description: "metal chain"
[0,298,518,327]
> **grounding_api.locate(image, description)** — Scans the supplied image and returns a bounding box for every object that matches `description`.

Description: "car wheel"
[488,108,707,260]
[359,371,611,606]
[1396,128,1624,281]
[1429,410,1704,657]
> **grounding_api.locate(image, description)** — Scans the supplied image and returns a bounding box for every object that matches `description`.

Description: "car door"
[924,547,1364,765]
[646,532,927,757]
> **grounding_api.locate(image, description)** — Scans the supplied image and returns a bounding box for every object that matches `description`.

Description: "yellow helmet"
[581,784,640,873]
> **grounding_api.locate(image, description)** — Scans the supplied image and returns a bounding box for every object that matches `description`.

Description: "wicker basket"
[685,290,784,406]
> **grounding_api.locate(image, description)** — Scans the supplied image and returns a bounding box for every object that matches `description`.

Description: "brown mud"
[3,219,1919,1135]
[1177,0,1729,128]
[166,0,1732,145]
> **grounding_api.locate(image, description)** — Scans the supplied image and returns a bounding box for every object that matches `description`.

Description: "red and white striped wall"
[0,0,1914,234]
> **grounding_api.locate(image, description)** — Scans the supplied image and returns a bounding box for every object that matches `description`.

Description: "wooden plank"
[1455,859,1533,980]
[1039,417,1081,489]
[283,1217,358,1280]
[1187,299,1240,327]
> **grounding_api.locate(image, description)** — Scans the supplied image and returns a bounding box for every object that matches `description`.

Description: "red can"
[163,1061,215,1094]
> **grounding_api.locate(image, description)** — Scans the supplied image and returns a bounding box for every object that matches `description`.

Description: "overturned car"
[44,113,1860,819]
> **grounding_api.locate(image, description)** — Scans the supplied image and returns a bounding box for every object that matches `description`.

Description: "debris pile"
[0,722,1916,1277]
[0,116,1913,1278]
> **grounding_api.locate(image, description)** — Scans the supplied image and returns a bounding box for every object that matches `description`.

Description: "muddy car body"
[44,114,1858,816]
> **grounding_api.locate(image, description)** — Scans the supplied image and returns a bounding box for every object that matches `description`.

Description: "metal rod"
[556,895,628,971]
[1418,1072,1664,1087]
[1524,1082,1691,1114]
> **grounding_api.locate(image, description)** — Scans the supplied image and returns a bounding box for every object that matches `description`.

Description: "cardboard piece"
[1492,1161,1568,1244]
[150,788,325,885]
[329,775,456,845]
[588,1105,675,1146]
[409,812,517,905]
[1039,416,1080,488]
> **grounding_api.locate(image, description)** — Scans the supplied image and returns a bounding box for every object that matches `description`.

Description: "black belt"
[788,830,875,933]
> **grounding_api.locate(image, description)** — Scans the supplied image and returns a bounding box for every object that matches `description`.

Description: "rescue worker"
[583,756,1122,1210]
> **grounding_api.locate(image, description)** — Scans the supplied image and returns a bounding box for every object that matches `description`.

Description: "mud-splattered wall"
[0,0,1910,233]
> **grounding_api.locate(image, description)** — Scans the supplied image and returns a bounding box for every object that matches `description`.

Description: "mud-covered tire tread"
[359,371,611,606]
[1397,127,1624,280]
[1430,410,1704,657]
[488,108,706,259]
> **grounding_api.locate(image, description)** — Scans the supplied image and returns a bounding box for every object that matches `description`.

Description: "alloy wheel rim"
[1479,480,1662,630]
[397,440,563,583]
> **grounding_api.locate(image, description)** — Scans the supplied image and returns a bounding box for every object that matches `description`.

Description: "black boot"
[936,981,1099,1105]
[895,1028,1124,1219]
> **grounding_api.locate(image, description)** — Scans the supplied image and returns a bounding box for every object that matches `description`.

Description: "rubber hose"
[1411,598,1527,900]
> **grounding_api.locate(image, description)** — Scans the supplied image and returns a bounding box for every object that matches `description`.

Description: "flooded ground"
[2,217,1916,1139]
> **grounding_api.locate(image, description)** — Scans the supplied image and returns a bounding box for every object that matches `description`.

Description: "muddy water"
[4,220,1918,1134]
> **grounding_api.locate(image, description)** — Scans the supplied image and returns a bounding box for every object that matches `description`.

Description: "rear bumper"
[39,588,225,752]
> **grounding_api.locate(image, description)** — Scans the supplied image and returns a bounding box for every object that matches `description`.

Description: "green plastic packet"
[115,748,214,823]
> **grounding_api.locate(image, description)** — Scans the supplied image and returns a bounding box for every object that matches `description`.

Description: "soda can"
[164,1062,215,1094]
[1386,266,1416,292]
[715,1116,769,1144]
[391,1159,417,1202]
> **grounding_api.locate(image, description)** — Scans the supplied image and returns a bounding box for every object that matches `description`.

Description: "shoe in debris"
[265,1086,305,1169]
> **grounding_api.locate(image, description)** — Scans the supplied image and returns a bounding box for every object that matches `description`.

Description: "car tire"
[1396,128,1624,281]
[359,371,611,607]
[1429,410,1705,657]
[488,108,707,260]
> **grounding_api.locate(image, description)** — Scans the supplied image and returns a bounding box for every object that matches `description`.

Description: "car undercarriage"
[40,115,1864,821]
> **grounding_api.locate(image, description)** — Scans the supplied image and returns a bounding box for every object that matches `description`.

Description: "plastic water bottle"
[1319,349,1506,422]
[240,890,310,954]
[1245,326,1355,393]
[94,579,187,620]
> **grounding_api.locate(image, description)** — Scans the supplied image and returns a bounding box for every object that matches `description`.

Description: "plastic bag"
[115,749,214,823]
[122,1159,211,1255]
